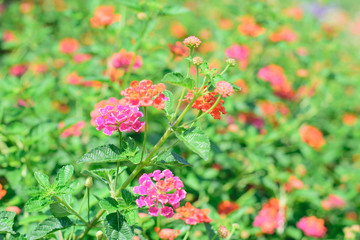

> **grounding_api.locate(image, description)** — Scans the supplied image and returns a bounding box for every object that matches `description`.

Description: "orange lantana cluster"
[174,202,212,225]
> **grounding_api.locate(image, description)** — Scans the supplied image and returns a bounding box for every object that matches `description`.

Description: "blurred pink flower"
[297,216,327,238]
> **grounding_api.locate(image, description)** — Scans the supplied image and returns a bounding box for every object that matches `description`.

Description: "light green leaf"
[99,197,120,212]
[104,212,133,240]
[163,90,174,116]
[124,210,137,226]
[25,196,52,212]
[55,165,74,186]
[0,211,16,234]
[175,127,211,160]
[162,72,193,89]
[159,5,189,16]
[29,217,74,240]
[34,172,50,189]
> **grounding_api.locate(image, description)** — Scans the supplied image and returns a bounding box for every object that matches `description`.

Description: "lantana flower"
[111,49,142,72]
[9,64,27,77]
[174,202,213,225]
[90,5,121,28]
[296,216,327,238]
[134,169,186,218]
[237,15,265,37]
[59,38,80,54]
[253,198,285,234]
[225,44,250,69]
[299,125,325,150]
[121,80,168,110]
[59,121,85,138]
[154,227,181,240]
[215,81,234,98]
[217,200,240,216]
[96,105,144,135]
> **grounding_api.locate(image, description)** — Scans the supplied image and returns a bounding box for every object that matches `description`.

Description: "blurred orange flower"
[299,125,325,150]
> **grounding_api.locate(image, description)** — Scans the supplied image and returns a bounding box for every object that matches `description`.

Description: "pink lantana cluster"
[96,105,144,135]
[225,44,250,69]
[121,80,168,110]
[296,216,327,238]
[111,49,142,72]
[183,36,201,48]
[215,81,234,98]
[134,169,186,218]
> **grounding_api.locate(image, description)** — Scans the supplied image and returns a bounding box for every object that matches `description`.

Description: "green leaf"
[118,0,142,11]
[78,144,122,164]
[159,5,189,16]
[230,82,241,91]
[175,127,211,160]
[163,90,174,116]
[81,168,121,184]
[124,210,137,226]
[99,197,120,212]
[29,216,74,240]
[25,196,52,212]
[103,212,134,240]
[162,72,193,89]
[205,223,219,240]
[0,211,16,234]
[55,165,74,186]
[50,202,72,218]
[154,151,190,167]
[121,189,133,206]
[34,172,50,189]
[78,143,139,164]
[9,233,28,240]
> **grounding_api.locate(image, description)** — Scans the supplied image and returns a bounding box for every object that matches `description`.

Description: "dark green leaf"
[29,217,74,240]
[50,202,72,217]
[162,72,193,89]
[155,151,190,167]
[205,223,219,240]
[103,212,134,240]
[99,197,120,212]
[121,189,133,206]
[175,127,211,160]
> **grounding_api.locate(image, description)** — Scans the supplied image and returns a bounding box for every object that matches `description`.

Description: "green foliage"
[29,216,74,240]
[153,151,191,167]
[175,127,211,160]
[103,212,134,240]
[162,72,194,89]
[0,211,16,234]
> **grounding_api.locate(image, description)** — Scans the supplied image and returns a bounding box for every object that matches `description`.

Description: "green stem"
[114,131,123,191]
[172,88,186,123]
[183,225,193,240]
[141,107,148,161]
[220,64,231,75]
[78,188,88,214]
[211,234,219,240]
[87,188,90,223]
[55,196,90,227]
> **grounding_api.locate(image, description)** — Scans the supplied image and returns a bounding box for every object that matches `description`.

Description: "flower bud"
[183,36,201,48]
[137,12,147,20]
[85,177,93,189]
[96,231,103,240]
[218,225,229,238]
[193,57,203,66]
[226,58,236,66]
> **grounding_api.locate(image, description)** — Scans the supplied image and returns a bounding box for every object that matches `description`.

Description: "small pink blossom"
[59,121,86,138]
[9,64,27,77]
[134,169,186,218]
[111,49,142,72]
[183,36,201,48]
[297,216,327,238]
[73,53,92,63]
[215,81,234,98]
[96,105,144,135]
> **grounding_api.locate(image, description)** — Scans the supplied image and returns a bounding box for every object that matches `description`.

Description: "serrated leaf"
[162,72,193,89]
[124,210,136,226]
[155,151,190,167]
[99,197,120,212]
[25,196,52,212]
[104,212,133,240]
[175,127,211,160]
[29,216,74,240]
[34,172,50,189]
[205,223,219,240]
[0,211,16,234]
[121,189,133,206]
[78,144,138,164]
[163,90,174,116]
[55,165,74,186]
[9,233,28,240]
[50,202,72,218]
